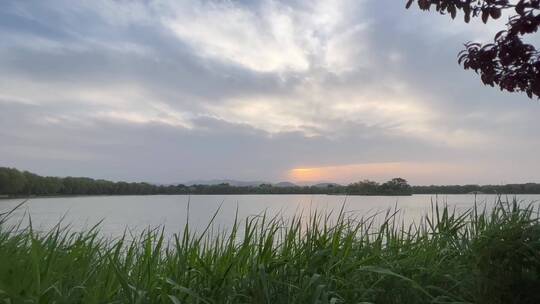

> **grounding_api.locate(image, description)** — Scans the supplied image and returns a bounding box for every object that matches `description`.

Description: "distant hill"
[184,179,266,187]
[184,180,339,188]
[273,182,299,188]
[185,180,305,188]
[312,183,343,188]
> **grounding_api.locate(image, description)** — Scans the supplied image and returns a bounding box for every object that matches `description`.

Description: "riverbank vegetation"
[4,167,540,197]
[0,199,539,303]
[0,167,411,196]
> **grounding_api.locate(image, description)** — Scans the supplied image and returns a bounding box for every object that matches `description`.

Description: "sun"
[288,168,325,182]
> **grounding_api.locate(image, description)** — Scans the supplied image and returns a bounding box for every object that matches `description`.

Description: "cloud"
[164,0,369,74]
[0,0,539,184]
[166,1,311,73]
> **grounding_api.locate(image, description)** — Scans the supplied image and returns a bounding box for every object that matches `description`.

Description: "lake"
[1,194,539,238]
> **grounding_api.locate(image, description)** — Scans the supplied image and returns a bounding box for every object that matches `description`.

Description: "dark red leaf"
[482,9,489,24]
[405,0,414,9]
[490,8,501,20]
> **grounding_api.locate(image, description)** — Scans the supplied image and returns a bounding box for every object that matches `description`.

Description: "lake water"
[1,194,539,238]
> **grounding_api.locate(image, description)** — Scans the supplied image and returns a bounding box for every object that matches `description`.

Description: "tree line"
[412,183,540,195]
[0,167,413,196]
[1,167,540,197]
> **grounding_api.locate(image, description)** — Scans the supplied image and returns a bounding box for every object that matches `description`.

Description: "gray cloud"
[0,0,538,185]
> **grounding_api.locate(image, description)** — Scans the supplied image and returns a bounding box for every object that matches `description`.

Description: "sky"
[0,0,539,185]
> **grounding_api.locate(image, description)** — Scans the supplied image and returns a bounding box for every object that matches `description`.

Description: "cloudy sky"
[0,0,539,185]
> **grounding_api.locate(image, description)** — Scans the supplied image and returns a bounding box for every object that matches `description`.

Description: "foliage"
[381,177,413,195]
[0,199,539,303]
[0,167,413,196]
[4,167,540,196]
[346,179,381,195]
[406,0,540,98]
[412,182,540,194]
[0,168,26,195]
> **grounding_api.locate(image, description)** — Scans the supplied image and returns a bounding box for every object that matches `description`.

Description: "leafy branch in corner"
[406,0,540,99]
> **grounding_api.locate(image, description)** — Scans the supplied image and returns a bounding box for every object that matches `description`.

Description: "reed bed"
[0,198,539,303]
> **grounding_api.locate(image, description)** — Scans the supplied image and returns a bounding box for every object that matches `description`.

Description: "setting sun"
[289,168,325,182]
[287,162,474,184]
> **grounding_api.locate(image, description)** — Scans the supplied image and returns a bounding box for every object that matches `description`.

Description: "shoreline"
[0,192,531,200]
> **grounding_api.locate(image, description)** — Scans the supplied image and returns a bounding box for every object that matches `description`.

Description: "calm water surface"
[1,194,538,238]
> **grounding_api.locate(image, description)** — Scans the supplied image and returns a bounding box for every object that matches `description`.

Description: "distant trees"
[22,172,62,195]
[0,167,189,197]
[0,168,26,195]
[347,178,413,195]
[347,180,382,195]
[412,183,540,194]
[405,0,540,99]
[0,167,414,196]
[3,167,540,197]
[381,178,413,195]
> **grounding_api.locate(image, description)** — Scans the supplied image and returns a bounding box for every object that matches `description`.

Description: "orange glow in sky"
[288,162,472,184]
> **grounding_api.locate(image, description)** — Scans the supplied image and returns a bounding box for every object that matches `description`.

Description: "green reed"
[0,198,538,303]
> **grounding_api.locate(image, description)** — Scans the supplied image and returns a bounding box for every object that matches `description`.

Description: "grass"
[0,198,539,303]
